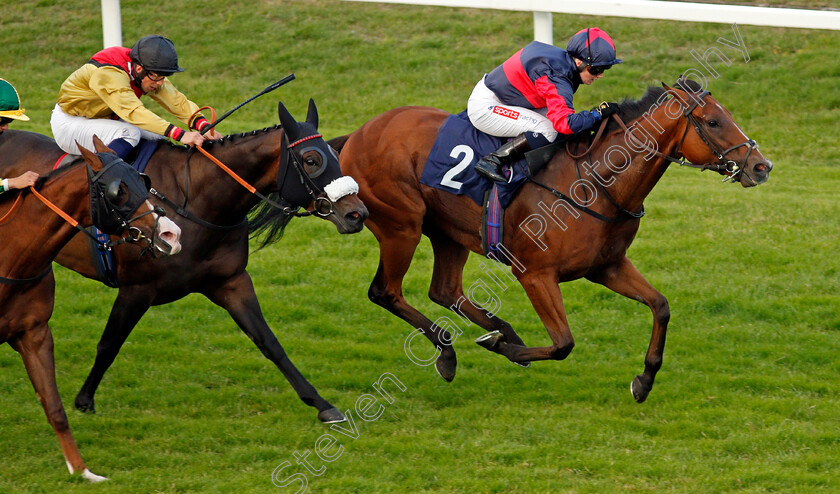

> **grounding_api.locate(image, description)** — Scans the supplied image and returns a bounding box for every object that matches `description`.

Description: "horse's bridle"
[526,88,759,223]
[634,89,759,183]
[280,133,336,218]
[158,129,343,232]
[0,165,163,285]
[86,155,165,254]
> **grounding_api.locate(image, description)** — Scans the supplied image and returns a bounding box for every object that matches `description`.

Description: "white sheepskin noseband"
[324,176,359,202]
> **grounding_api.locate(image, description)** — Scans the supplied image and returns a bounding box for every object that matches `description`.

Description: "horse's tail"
[327,134,351,155]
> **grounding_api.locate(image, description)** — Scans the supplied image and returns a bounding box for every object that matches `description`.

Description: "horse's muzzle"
[154,215,182,255]
[332,194,368,234]
[740,159,773,187]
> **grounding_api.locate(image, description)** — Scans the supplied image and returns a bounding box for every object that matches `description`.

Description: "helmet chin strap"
[128,62,145,87]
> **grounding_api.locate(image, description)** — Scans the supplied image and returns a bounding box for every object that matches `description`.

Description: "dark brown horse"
[1,137,182,482]
[0,100,368,424]
[331,80,771,403]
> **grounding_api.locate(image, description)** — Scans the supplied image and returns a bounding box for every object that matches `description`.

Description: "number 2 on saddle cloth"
[420,110,537,261]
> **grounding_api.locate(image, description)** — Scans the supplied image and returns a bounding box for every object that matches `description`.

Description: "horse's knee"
[652,295,670,327]
[43,403,71,432]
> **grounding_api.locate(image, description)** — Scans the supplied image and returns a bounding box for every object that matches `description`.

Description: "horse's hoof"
[81,469,109,483]
[475,331,504,352]
[631,375,651,403]
[434,356,457,382]
[318,408,347,424]
[513,361,531,368]
[74,395,95,414]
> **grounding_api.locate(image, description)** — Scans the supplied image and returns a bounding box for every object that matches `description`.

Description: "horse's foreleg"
[204,272,345,424]
[475,271,575,363]
[75,287,153,414]
[368,230,458,382]
[587,256,669,403]
[11,325,107,482]
[426,232,527,351]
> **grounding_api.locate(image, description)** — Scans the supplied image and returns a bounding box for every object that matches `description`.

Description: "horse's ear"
[306,98,319,130]
[277,101,299,141]
[77,141,104,171]
[91,135,113,154]
[661,82,682,99]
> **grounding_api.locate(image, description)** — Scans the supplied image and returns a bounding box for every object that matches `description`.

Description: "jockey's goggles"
[587,65,611,76]
[145,71,168,82]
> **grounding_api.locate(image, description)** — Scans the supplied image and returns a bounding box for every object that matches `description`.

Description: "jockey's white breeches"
[50,104,163,155]
[466,76,558,143]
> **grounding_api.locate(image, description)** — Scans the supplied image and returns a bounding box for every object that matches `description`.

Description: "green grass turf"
[1,0,838,492]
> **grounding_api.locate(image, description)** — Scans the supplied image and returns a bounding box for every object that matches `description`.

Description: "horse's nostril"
[755,163,768,173]
[158,231,176,245]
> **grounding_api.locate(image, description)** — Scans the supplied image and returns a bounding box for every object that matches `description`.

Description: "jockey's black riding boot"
[474,133,531,182]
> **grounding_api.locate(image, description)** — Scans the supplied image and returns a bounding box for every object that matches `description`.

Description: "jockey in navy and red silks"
[51,35,222,158]
[468,27,623,182]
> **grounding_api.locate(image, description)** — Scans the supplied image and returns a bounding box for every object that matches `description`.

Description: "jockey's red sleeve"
[192,116,210,132]
[166,124,185,141]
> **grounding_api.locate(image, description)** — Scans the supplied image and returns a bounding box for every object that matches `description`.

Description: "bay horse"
[0,100,368,424]
[1,137,182,482]
[330,79,772,403]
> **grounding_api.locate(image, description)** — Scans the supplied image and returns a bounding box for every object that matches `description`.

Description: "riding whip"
[200,74,296,135]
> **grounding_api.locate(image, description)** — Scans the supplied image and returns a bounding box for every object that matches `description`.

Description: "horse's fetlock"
[367,284,394,308]
[427,289,454,308]
[549,341,574,360]
[646,356,663,373]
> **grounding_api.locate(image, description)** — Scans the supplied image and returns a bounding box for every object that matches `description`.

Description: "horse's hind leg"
[11,325,107,482]
[75,286,153,414]
[586,256,669,403]
[426,231,528,353]
[368,228,458,381]
[203,271,346,424]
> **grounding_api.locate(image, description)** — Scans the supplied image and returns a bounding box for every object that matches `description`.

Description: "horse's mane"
[604,78,703,134]
[155,124,295,247]
[156,125,282,152]
[0,159,82,206]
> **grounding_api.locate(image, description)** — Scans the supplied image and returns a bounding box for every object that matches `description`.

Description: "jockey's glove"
[597,102,621,119]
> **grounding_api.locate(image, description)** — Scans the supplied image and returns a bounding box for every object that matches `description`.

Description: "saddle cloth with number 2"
[419,110,529,208]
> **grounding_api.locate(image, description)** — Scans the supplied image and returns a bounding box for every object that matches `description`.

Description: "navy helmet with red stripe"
[566,27,623,67]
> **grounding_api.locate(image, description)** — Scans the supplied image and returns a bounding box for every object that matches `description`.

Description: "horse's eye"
[708,119,720,128]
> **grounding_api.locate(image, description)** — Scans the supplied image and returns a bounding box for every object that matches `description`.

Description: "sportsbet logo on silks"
[492,106,520,120]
